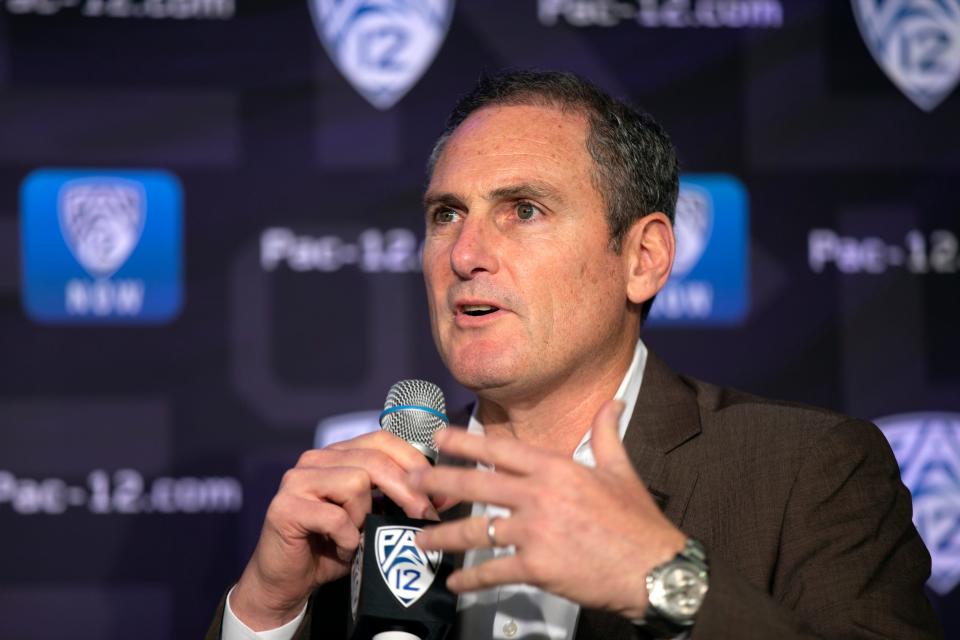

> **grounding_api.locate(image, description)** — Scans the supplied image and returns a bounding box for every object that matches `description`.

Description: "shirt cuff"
[221,585,308,640]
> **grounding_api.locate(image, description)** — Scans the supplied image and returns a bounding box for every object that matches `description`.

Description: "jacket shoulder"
[680,375,877,443]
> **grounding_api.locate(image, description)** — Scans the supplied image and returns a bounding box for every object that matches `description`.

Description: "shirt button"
[502,619,518,637]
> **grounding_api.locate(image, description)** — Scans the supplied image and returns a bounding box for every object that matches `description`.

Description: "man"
[208,71,940,639]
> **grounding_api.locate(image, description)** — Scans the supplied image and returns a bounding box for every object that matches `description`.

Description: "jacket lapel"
[621,350,702,528]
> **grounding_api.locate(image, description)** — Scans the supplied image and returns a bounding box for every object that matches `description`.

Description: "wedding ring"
[486,515,501,547]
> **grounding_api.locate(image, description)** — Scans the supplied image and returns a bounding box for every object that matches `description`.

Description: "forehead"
[429,104,595,192]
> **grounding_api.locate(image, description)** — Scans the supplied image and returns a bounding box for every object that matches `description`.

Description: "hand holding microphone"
[350,380,457,640]
[230,380,454,637]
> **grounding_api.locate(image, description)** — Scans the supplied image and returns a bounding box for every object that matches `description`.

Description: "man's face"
[422,104,638,401]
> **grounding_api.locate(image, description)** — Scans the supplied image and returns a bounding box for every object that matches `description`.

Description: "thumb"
[590,399,629,468]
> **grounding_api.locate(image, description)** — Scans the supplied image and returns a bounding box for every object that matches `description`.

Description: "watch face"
[651,563,708,620]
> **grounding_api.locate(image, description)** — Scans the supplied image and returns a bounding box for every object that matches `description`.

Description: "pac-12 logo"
[647,174,749,327]
[20,169,182,324]
[876,412,960,595]
[375,525,442,607]
[851,0,960,111]
[308,0,455,110]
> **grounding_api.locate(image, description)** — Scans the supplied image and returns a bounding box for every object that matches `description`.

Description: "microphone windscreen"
[379,380,447,463]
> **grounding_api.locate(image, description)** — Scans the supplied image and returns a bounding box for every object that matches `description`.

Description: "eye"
[516,202,541,221]
[432,207,460,224]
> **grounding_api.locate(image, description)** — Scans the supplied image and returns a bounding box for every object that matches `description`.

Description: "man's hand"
[230,431,448,631]
[409,400,687,621]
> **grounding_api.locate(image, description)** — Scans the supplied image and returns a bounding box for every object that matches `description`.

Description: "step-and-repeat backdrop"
[1,1,958,637]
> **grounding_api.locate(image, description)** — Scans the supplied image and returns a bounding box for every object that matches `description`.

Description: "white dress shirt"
[223,339,649,640]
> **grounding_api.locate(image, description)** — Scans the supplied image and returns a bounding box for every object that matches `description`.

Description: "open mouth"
[461,304,500,317]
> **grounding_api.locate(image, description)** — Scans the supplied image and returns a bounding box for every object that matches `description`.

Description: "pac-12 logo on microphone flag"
[20,169,183,324]
[308,0,455,110]
[851,0,960,111]
[876,412,960,596]
[375,526,443,607]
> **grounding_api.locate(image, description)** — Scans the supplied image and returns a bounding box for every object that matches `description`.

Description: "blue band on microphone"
[379,405,449,426]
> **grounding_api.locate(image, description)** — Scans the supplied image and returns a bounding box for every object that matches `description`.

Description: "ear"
[622,212,675,306]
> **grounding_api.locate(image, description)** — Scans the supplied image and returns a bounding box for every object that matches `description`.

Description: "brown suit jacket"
[207,350,941,639]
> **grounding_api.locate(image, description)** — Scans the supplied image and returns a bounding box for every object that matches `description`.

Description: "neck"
[476,338,638,457]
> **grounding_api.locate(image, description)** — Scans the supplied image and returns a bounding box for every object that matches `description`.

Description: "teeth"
[463,305,495,312]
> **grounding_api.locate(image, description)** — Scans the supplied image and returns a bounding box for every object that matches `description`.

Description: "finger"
[280,466,373,527]
[417,515,511,552]
[589,399,630,469]
[431,494,462,513]
[299,442,432,479]
[434,428,553,475]
[408,466,525,508]
[326,430,435,473]
[270,493,361,554]
[292,449,436,519]
[446,556,528,593]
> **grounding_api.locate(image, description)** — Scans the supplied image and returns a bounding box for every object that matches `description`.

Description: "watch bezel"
[643,538,709,629]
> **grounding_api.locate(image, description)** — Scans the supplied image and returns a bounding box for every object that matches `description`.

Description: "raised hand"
[410,400,687,620]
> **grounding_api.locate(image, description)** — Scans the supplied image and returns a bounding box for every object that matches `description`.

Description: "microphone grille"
[380,379,448,463]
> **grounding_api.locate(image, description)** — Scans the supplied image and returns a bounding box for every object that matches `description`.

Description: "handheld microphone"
[349,380,457,640]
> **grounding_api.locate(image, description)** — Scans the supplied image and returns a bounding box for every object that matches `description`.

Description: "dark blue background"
[0,1,957,638]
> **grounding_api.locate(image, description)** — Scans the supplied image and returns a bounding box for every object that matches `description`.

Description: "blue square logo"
[648,174,749,327]
[21,169,183,324]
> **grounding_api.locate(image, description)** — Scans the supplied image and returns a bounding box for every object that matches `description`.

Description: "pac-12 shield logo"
[375,526,442,607]
[876,412,960,595]
[308,0,455,110]
[647,174,749,327]
[21,169,182,324]
[58,178,146,279]
[851,0,960,111]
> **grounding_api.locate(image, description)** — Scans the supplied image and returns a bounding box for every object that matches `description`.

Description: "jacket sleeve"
[691,419,941,639]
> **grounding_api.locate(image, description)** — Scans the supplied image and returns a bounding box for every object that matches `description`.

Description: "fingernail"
[611,400,625,416]
[422,504,440,521]
[415,531,431,548]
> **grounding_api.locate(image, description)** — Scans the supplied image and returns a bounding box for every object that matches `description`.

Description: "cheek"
[524,262,586,338]
[565,257,624,321]
[422,248,447,299]
[422,262,449,341]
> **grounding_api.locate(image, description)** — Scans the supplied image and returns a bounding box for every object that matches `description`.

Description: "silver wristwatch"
[640,538,709,637]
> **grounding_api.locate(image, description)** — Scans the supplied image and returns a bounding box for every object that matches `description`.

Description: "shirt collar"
[466,339,649,467]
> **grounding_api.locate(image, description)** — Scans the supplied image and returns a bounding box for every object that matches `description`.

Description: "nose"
[450,214,499,279]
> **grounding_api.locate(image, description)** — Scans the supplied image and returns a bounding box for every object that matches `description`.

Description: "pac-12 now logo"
[308,0,454,110]
[375,526,442,607]
[876,412,960,595]
[851,0,960,111]
[647,174,749,327]
[20,169,183,324]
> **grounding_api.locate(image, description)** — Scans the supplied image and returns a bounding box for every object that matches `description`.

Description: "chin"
[448,362,512,393]
[444,346,521,394]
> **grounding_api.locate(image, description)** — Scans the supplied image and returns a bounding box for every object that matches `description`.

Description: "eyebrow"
[423,181,565,210]
[487,182,564,205]
[423,191,466,211]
